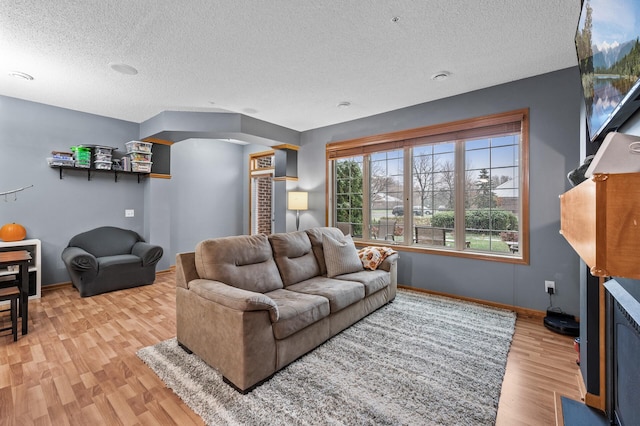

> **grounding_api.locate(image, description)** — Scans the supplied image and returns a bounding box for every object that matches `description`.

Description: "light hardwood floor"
[1,273,582,425]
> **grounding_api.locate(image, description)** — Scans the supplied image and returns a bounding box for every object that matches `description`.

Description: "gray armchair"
[61,226,163,297]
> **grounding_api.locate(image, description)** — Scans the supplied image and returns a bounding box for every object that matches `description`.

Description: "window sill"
[353,240,529,265]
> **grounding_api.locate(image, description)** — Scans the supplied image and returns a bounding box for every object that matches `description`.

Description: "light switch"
[125,209,134,217]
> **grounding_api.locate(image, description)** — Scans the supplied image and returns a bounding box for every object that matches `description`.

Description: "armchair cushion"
[98,254,141,268]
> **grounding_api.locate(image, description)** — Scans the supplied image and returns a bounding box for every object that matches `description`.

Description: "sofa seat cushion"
[334,270,389,297]
[266,289,330,340]
[287,276,364,313]
[98,254,141,268]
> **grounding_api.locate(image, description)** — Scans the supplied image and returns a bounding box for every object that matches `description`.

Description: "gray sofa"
[175,227,398,392]
[62,226,164,297]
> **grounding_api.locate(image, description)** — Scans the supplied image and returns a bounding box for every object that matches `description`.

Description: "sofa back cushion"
[68,226,141,258]
[269,231,320,286]
[195,234,284,293]
[305,227,348,276]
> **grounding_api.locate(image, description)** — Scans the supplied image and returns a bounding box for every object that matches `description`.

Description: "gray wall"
[298,67,583,314]
[2,67,585,315]
[0,94,281,286]
[169,139,247,256]
[0,95,145,285]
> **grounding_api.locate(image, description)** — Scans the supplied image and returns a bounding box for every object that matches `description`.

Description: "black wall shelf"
[50,165,149,183]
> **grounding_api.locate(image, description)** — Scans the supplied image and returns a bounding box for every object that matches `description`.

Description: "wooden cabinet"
[560,172,640,279]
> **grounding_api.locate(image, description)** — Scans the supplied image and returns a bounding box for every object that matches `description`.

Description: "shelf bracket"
[59,168,63,179]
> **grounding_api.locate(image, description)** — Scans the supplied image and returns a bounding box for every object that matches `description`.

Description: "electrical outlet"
[545,280,555,294]
[125,209,134,218]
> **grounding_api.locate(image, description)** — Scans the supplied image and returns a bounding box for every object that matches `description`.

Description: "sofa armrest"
[61,246,98,272]
[132,242,163,266]
[378,252,398,272]
[189,279,279,323]
[175,252,199,289]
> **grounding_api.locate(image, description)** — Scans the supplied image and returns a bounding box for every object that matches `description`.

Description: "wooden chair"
[0,285,21,341]
[377,219,397,241]
[336,222,352,236]
[0,274,21,314]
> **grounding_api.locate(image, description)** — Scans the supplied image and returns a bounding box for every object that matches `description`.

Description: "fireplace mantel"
[559,172,640,279]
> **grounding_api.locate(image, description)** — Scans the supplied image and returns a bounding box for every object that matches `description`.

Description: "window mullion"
[363,155,371,240]
[455,141,466,250]
[329,161,335,227]
[404,147,413,244]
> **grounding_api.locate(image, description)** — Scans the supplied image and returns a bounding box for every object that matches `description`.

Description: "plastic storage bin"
[94,153,112,162]
[47,157,75,167]
[71,146,91,168]
[94,147,113,155]
[94,161,112,170]
[131,161,152,172]
[127,152,152,162]
[125,141,153,153]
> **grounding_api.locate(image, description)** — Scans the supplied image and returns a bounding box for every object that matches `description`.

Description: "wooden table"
[0,250,32,335]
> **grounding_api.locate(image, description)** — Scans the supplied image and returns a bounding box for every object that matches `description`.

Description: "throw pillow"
[322,234,364,278]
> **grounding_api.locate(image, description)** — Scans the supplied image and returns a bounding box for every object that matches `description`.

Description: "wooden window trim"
[327,109,526,159]
[326,109,530,265]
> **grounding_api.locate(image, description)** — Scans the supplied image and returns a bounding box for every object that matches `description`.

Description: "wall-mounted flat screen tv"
[576,0,640,142]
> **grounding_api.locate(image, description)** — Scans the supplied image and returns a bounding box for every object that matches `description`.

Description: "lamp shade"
[288,191,308,210]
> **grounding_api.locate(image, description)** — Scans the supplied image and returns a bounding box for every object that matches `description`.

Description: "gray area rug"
[137,290,516,425]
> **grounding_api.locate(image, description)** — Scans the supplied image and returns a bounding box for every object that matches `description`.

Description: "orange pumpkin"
[0,223,27,242]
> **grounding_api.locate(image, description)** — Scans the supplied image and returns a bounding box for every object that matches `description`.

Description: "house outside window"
[327,109,529,264]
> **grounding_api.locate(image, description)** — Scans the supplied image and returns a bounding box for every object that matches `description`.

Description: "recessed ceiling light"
[109,62,138,75]
[431,71,450,81]
[8,71,34,81]
[337,101,351,109]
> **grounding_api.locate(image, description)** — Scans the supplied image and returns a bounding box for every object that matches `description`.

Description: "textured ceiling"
[0,1,581,132]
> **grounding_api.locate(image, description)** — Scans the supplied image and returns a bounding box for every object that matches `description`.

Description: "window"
[327,109,528,264]
[249,151,275,235]
[335,156,364,237]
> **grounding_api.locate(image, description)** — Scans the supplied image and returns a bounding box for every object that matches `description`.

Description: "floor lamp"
[288,191,308,231]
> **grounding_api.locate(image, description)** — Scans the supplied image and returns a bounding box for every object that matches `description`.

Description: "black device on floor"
[543,310,579,336]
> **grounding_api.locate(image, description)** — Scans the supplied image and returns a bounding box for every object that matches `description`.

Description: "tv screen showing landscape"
[576,0,640,141]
